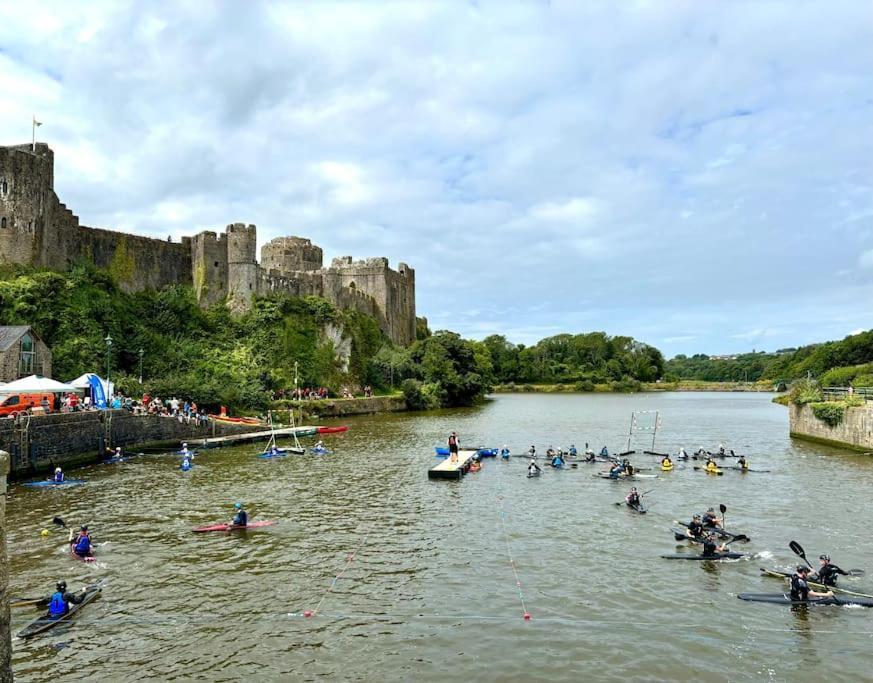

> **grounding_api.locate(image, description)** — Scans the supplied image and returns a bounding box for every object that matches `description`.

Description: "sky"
[0,1,871,357]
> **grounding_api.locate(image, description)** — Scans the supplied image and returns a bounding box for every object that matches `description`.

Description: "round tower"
[260,236,323,274]
[226,223,258,311]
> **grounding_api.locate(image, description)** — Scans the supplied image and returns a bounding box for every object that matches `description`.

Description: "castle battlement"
[0,143,416,344]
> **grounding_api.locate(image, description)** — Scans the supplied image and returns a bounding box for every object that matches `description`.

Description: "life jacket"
[706,463,717,472]
[569,448,577,456]
[448,435,457,448]
[600,448,609,457]
[500,449,510,458]
[552,457,563,468]
[74,535,91,556]
[54,472,64,482]
[49,591,67,617]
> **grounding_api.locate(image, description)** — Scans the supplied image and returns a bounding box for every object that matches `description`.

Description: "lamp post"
[294,361,299,401]
[138,348,144,385]
[104,334,113,401]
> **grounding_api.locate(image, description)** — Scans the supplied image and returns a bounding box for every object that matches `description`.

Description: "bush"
[574,379,595,392]
[853,374,873,388]
[810,402,845,427]
[401,379,440,411]
[845,395,866,408]
[610,377,642,393]
[789,378,822,406]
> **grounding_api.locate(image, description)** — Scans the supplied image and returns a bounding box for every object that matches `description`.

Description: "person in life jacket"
[608,463,624,479]
[527,445,536,458]
[622,459,635,476]
[551,452,565,468]
[448,432,459,463]
[625,487,641,508]
[702,507,722,528]
[53,467,64,483]
[678,447,688,459]
[737,455,749,470]
[717,444,726,456]
[812,555,849,587]
[47,580,85,618]
[701,533,728,558]
[180,442,192,456]
[600,446,609,458]
[231,503,247,527]
[661,455,673,470]
[686,514,704,539]
[70,525,92,558]
[705,458,719,474]
[180,456,192,470]
[500,445,510,460]
[546,446,556,458]
[791,565,833,601]
[568,445,577,457]
[527,459,541,476]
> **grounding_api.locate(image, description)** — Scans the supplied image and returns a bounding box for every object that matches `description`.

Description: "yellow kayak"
[661,463,674,472]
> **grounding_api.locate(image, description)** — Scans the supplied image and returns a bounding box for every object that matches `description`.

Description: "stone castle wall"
[0,143,416,344]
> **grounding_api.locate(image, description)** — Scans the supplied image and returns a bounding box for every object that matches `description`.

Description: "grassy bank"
[492,380,775,394]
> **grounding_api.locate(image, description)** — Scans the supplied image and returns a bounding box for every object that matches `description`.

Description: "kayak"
[69,544,96,564]
[693,466,723,475]
[671,527,698,542]
[738,592,873,607]
[477,448,498,458]
[192,520,277,533]
[724,466,771,473]
[597,472,657,480]
[435,447,450,457]
[626,502,647,514]
[527,471,541,478]
[180,463,193,471]
[296,427,318,437]
[759,568,873,599]
[103,456,124,464]
[260,447,289,456]
[23,479,86,488]
[676,521,748,542]
[661,552,746,561]
[311,447,332,455]
[317,426,348,434]
[17,586,101,639]
[208,415,260,425]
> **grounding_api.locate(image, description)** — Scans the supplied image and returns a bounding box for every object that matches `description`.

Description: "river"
[7,392,873,682]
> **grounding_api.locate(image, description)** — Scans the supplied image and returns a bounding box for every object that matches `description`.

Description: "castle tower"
[190,230,229,307]
[0,144,54,266]
[226,223,258,312]
[260,236,323,275]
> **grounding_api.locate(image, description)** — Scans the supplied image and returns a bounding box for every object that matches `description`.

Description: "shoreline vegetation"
[492,380,776,394]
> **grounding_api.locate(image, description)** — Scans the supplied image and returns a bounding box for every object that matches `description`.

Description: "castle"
[0,144,416,345]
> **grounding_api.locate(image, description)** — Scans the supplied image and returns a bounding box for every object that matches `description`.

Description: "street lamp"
[104,334,113,401]
[138,348,144,385]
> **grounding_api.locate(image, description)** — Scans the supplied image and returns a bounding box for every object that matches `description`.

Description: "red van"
[0,393,55,418]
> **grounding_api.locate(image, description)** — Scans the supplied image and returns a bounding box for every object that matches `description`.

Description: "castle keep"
[0,144,416,345]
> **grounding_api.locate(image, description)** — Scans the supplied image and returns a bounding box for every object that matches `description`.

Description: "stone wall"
[0,412,269,477]
[0,335,51,383]
[789,403,873,452]
[261,236,323,272]
[293,395,407,419]
[0,450,11,683]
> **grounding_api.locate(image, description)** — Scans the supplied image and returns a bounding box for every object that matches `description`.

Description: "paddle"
[10,596,49,609]
[790,540,865,576]
[720,503,727,531]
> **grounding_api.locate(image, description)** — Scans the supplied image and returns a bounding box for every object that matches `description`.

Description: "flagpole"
[32,116,35,151]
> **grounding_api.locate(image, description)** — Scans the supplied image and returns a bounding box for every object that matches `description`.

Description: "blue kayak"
[180,464,193,471]
[312,447,332,455]
[23,479,86,487]
[477,448,498,457]
[103,457,124,465]
[258,449,289,459]
[435,447,450,457]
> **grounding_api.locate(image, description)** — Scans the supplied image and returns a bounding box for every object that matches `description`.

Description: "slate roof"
[0,326,34,352]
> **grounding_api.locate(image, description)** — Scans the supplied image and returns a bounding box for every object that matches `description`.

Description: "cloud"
[0,1,870,354]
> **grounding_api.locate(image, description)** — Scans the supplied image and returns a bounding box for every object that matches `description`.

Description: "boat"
[693,466,723,475]
[724,466,771,473]
[208,414,261,425]
[258,449,288,459]
[311,447,332,455]
[180,462,193,471]
[435,447,450,457]
[69,544,96,564]
[296,427,318,437]
[17,586,102,639]
[626,502,647,514]
[737,592,873,607]
[598,473,657,480]
[675,521,749,542]
[660,464,674,472]
[476,448,498,458]
[103,456,124,465]
[759,568,873,598]
[192,520,277,533]
[527,471,541,478]
[317,426,348,434]
[660,552,746,561]
[23,479,86,488]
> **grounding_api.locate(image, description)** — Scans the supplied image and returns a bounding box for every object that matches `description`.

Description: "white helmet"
[55,467,62,473]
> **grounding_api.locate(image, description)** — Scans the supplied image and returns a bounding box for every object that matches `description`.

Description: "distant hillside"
[665,330,873,386]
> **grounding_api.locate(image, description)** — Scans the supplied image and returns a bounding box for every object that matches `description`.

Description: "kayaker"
[70,526,92,558]
[812,555,849,587]
[678,447,688,459]
[686,514,705,539]
[46,580,85,618]
[717,443,726,456]
[448,432,459,463]
[737,455,749,471]
[314,440,326,450]
[551,453,565,468]
[231,503,247,527]
[625,487,641,508]
[608,462,624,479]
[528,445,537,458]
[791,566,833,601]
[546,446,556,458]
[701,533,728,558]
[53,467,64,483]
[600,446,609,458]
[568,445,577,457]
[702,507,722,528]
[180,442,193,457]
[622,458,635,476]
[527,459,542,476]
[500,445,510,460]
[704,458,719,474]
[661,455,673,470]
[585,444,595,457]
[583,450,596,463]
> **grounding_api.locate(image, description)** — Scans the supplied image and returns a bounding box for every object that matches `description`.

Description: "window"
[349,281,357,292]
[20,333,35,375]
[1,180,7,195]
[214,261,219,267]
[1,396,19,407]
[0,217,6,229]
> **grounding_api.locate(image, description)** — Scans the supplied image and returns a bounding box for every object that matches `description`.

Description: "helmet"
[182,442,188,447]
[707,507,715,512]
[80,525,88,531]
[693,514,701,520]
[55,467,62,473]
[819,554,830,562]
[56,580,67,592]
[234,502,243,509]
[630,487,637,492]
[797,565,809,573]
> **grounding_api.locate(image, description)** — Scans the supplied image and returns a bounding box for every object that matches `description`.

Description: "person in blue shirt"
[551,453,565,468]
[46,580,85,618]
[500,445,510,460]
[70,526,92,558]
[53,467,64,483]
[608,462,624,479]
[600,446,609,458]
[231,503,247,527]
[180,456,192,471]
[568,445,578,457]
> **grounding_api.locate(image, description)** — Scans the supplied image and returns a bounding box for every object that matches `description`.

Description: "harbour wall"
[789,403,873,452]
[0,451,10,682]
[280,395,408,420]
[0,412,269,478]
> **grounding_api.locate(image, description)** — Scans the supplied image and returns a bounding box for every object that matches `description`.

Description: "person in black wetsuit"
[231,503,247,527]
[702,507,722,528]
[812,555,848,587]
[686,514,704,540]
[700,533,727,557]
[791,566,833,601]
[625,487,641,509]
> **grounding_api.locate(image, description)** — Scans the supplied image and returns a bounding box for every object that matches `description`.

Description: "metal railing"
[822,386,873,402]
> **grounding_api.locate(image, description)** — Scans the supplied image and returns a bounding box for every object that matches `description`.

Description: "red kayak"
[192,521,277,533]
[317,426,348,434]
[69,544,96,563]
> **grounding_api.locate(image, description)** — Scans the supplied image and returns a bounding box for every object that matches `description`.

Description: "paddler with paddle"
[70,525,93,559]
[737,455,749,471]
[811,555,849,588]
[791,566,833,601]
[53,467,64,483]
[701,533,729,558]
[625,487,641,509]
[702,507,722,528]
[45,580,86,617]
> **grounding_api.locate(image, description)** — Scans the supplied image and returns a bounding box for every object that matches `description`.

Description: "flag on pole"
[33,117,42,128]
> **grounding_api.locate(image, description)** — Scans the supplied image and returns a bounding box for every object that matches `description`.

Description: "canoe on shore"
[317,426,348,434]
[208,415,261,425]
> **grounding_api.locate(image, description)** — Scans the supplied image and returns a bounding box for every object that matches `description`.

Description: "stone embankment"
[0,411,269,477]
[789,403,873,452]
[278,395,407,420]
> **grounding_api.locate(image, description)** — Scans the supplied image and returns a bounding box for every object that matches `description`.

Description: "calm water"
[8,393,873,682]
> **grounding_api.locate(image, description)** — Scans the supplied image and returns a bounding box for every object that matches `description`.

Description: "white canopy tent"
[68,373,113,398]
[0,375,81,394]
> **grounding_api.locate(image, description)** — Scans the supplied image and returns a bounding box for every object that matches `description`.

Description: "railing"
[822,387,873,402]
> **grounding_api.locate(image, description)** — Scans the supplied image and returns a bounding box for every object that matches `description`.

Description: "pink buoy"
[304,610,313,617]
[523,612,531,620]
